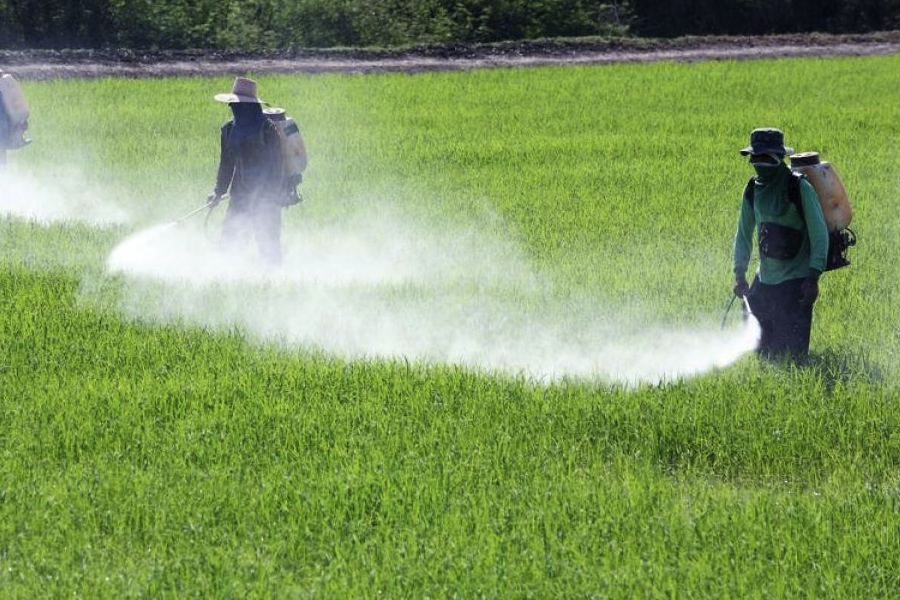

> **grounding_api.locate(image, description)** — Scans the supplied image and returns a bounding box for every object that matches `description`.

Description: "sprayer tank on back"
[264,107,308,179]
[0,72,32,155]
[789,151,852,232]
[0,74,28,127]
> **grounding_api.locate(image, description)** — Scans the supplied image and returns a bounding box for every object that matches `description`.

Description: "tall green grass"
[2,56,900,597]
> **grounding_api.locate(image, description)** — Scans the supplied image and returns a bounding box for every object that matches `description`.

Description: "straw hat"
[214,77,264,104]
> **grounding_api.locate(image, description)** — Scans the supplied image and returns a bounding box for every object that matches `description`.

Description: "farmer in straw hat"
[732,127,829,361]
[209,76,287,264]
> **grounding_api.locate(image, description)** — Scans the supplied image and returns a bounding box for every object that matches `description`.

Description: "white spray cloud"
[0,164,130,225]
[107,202,535,287]
[103,199,759,385]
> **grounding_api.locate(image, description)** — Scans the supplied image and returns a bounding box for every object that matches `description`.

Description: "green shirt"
[733,164,829,284]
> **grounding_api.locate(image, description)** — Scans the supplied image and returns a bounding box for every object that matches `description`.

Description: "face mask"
[230,101,264,124]
[749,153,785,182]
[749,153,782,167]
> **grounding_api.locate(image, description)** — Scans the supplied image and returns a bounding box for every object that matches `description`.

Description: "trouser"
[745,276,814,361]
[220,195,283,264]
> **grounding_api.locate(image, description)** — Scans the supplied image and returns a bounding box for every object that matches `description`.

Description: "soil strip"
[2,33,900,80]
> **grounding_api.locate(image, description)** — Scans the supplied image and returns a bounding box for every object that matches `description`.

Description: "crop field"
[2,55,900,598]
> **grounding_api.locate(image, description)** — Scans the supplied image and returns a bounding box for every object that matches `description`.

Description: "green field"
[2,56,900,598]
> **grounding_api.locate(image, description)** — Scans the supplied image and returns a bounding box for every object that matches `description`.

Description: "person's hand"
[799,276,819,307]
[207,192,221,207]
[733,276,750,298]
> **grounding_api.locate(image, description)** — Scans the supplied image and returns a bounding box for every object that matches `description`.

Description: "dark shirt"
[214,107,284,201]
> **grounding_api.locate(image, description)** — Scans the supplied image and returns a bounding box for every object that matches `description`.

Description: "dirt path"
[3,33,900,79]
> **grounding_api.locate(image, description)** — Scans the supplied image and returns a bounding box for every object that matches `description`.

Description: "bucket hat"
[739,128,794,156]
[214,77,264,104]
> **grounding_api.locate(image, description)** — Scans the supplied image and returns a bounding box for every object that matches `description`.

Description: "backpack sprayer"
[264,107,307,206]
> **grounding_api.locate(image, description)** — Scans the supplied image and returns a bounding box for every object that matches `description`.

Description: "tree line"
[0,0,898,50]
[631,0,900,37]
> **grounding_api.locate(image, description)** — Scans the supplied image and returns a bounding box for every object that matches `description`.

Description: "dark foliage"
[0,0,897,49]
[630,0,900,37]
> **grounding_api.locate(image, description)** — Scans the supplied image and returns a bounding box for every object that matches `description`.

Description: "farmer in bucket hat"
[732,128,829,361]
[209,76,287,264]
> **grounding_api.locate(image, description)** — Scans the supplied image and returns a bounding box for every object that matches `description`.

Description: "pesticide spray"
[0,164,130,225]
[103,195,761,385]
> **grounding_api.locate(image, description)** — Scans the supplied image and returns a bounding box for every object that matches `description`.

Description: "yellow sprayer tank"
[789,152,852,231]
[264,108,307,178]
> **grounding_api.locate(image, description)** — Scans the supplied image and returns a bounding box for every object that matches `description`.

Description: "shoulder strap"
[743,176,756,207]
[265,118,286,144]
[262,120,288,182]
[788,171,804,220]
[251,118,269,147]
[743,172,805,220]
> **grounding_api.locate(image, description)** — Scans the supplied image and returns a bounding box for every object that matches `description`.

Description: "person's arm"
[213,124,234,197]
[733,193,755,279]
[800,179,828,276]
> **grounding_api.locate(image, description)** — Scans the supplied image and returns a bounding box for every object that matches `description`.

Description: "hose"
[720,294,737,330]
[165,198,224,243]
[720,293,755,330]
[171,200,215,225]
[203,203,219,244]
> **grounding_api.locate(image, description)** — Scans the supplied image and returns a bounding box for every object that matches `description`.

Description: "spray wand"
[157,196,226,242]
[720,295,737,330]
[169,198,221,226]
[720,293,754,330]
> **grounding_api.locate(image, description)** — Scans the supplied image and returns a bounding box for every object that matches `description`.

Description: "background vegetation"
[0,0,898,50]
[2,55,900,597]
